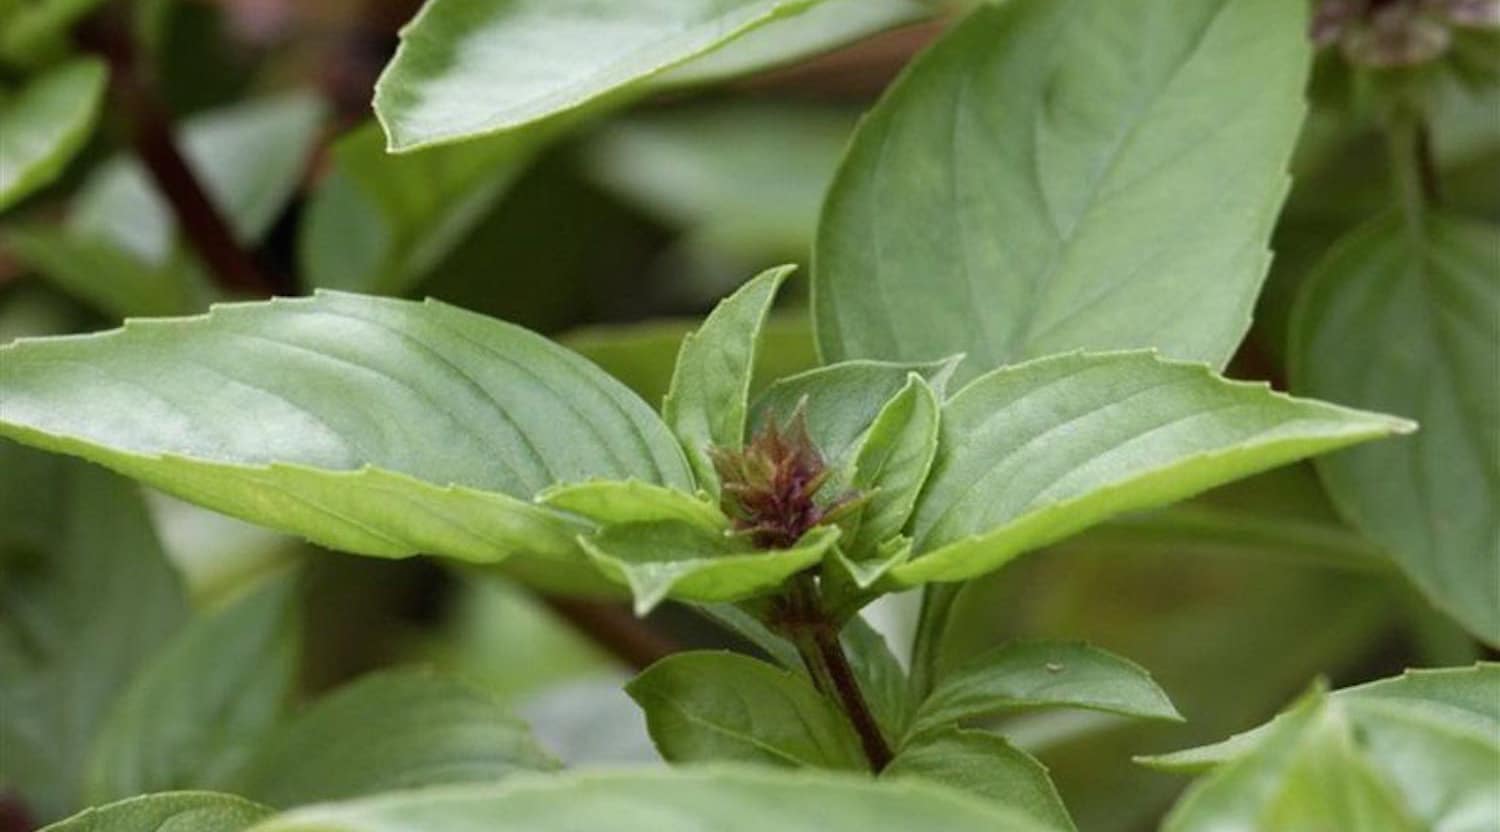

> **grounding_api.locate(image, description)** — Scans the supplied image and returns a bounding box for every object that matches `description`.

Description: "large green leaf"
[663,265,791,495]
[299,121,544,295]
[233,669,558,808]
[40,792,272,832]
[249,766,1055,832]
[893,351,1412,585]
[1158,676,1499,832]
[1290,213,1500,644]
[0,292,692,563]
[884,729,1075,831]
[0,445,189,823]
[813,0,1311,380]
[910,641,1180,741]
[579,521,839,615]
[85,574,301,803]
[0,58,106,211]
[373,0,823,151]
[626,651,865,769]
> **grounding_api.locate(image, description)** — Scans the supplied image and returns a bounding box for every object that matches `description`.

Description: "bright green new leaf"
[0,58,105,211]
[751,357,958,479]
[910,641,1181,741]
[0,446,189,823]
[579,522,839,615]
[40,792,272,832]
[0,292,691,563]
[540,479,727,532]
[248,766,1055,832]
[885,729,1075,832]
[894,351,1413,585]
[843,374,940,559]
[233,668,559,808]
[626,651,865,769]
[814,0,1311,380]
[1290,213,1500,644]
[85,574,302,803]
[299,121,545,295]
[373,0,829,151]
[663,265,792,495]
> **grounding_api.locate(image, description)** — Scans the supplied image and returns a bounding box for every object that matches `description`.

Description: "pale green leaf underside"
[814,0,1311,381]
[664,265,792,495]
[540,479,727,532]
[893,351,1412,585]
[249,766,1055,832]
[1290,214,1500,644]
[0,58,106,212]
[373,0,821,151]
[626,651,865,769]
[233,669,559,808]
[580,522,839,615]
[885,729,1075,832]
[41,792,272,832]
[0,291,690,563]
[911,641,1181,741]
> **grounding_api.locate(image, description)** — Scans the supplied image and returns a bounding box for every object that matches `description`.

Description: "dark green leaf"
[885,729,1075,831]
[840,616,909,742]
[0,58,106,211]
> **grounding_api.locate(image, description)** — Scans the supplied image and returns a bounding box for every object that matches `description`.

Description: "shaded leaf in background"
[627,650,866,769]
[0,58,106,212]
[0,292,691,563]
[233,668,559,808]
[814,0,1311,381]
[39,791,271,832]
[0,0,106,67]
[0,444,188,823]
[250,766,1056,832]
[885,729,1075,831]
[1290,213,1499,644]
[85,573,302,803]
[894,351,1411,586]
[373,0,826,151]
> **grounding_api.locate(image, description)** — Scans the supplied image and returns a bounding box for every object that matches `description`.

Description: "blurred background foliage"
[0,1,1495,830]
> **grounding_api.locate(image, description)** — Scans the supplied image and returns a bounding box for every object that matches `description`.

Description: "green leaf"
[1143,663,1500,772]
[233,668,558,808]
[579,522,839,615]
[884,729,1075,832]
[1,225,209,318]
[663,265,792,495]
[0,0,105,67]
[813,0,1311,381]
[0,445,189,823]
[373,0,824,151]
[85,573,301,803]
[1158,680,1494,832]
[1290,213,1500,644]
[910,641,1181,741]
[299,121,544,295]
[893,351,1413,586]
[695,603,804,670]
[539,480,727,532]
[840,616,909,742]
[843,374,939,559]
[657,0,929,86]
[0,58,106,211]
[0,292,692,564]
[751,357,959,479]
[247,766,1056,832]
[626,650,865,769]
[40,792,272,832]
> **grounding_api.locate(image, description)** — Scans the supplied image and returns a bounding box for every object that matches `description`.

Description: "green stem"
[1384,100,1438,235]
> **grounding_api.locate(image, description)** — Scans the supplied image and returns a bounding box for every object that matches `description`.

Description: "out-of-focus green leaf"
[372,0,825,151]
[885,729,1075,831]
[0,444,188,823]
[233,669,559,808]
[0,292,691,564]
[40,792,271,832]
[814,0,1311,382]
[0,0,105,67]
[249,766,1056,832]
[1291,213,1499,644]
[664,265,791,494]
[1,225,209,317]
[299,121,545,295]
[0,58,106,211]
[85,574,301,803]
[895,351,1411,586]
